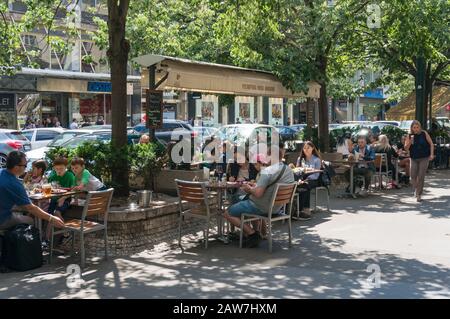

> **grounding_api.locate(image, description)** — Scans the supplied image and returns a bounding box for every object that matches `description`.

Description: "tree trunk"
[107,0,130,196]
[317,57,329,153]
[423,62,431,129]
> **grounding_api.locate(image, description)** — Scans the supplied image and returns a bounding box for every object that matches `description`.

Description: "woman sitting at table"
[373,134,399,189]
[227,154,259,183]
[226,152,258,204]
[336,131,353,158]
[295,141,322,220]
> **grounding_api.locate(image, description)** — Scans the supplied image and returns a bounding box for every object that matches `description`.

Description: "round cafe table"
[206,181,242,242]
[28,189,87,240]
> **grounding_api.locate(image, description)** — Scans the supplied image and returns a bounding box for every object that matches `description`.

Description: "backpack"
[320,161,336,187]
[1,224,43,272]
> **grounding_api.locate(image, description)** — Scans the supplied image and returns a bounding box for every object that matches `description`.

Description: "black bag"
[320,161,336,187]
[1,224,43,271]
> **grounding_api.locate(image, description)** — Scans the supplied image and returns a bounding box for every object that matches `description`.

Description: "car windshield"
[5,131,28,141]
[22,131,34,141]
[80,125,112,130]
[214,126,258,144]
[400,121,413,129]
[48,132,84,147]
[62,133,111,149]
[276,126,295,134]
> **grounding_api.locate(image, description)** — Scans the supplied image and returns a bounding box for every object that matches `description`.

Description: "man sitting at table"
[223,142,294,248]
[345,136,375,196]
[0,151,64,231]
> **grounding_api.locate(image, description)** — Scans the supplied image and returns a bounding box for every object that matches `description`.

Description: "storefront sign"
[192,92,202,99]
[0,93,15,112]
[87,81,112,93]
[146,89,163,128]
[363,88,384,99]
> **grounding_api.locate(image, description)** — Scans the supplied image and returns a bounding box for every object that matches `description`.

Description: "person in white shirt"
[70,119,79,129]
[336,131,353,157]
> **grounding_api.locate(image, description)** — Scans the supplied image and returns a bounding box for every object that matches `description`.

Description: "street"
[1,170,449,299]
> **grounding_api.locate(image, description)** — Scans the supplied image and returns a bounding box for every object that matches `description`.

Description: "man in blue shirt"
[345,136,376,195]
[0,151,64,230]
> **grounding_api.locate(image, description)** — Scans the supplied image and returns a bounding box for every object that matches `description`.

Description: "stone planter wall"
[67,195,218,258]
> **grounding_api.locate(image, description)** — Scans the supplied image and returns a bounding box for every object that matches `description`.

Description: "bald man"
[139,134,150,144]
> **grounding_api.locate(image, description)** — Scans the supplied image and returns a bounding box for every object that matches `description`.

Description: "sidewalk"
[1,170,449,299]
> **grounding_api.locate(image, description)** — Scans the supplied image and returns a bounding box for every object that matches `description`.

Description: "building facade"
[0,0,141,129]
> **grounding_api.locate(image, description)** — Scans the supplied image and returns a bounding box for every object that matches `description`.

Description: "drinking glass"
[42,184,52,196]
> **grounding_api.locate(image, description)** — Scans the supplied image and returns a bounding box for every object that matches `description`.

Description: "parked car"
[59,131,141,150]
[328,123,342,130]
[204,124,281,162]
[193,126,218,137]
[21,127,65,150]
[399,120,414,132]
[375,120,400,127]
[0,129,32,168]
[275,126,298,141]
[290,124,307,132]
[436,117,450,130]
[78,124,112,130]
[133,119,195,144]
[25,130,102,169]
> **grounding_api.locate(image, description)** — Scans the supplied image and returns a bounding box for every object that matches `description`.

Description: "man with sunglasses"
[0,151,64,230]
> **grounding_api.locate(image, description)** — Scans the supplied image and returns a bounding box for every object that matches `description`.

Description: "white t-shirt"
[337,139,350,155]
[70,122,79,129]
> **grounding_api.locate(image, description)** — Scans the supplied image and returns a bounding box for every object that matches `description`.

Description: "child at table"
[47,157,76,219]
[45,157,76,244]
[24,160,47,186]
[70,157,106,192]
[24,160,49,211]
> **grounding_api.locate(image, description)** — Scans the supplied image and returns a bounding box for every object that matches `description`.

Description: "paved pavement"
[1,170,449,299]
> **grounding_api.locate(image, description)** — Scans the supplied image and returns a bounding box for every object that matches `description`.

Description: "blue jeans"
[48,198,71,216]
[228,200,265,218]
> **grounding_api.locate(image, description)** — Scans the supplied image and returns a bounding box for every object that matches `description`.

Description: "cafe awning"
[133,54,320,99]
[386,86,450,121]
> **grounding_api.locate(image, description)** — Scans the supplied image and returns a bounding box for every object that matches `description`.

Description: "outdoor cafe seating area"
[1,135,448,271]
[172,136,449,253]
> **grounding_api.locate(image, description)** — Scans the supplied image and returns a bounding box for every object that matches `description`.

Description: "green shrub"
[380,126,405,146]
[44,141,165,189]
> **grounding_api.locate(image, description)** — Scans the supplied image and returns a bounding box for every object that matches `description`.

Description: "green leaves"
[44,141,165,189]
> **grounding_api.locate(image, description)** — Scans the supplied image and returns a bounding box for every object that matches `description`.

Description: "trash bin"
[137,190,153,207]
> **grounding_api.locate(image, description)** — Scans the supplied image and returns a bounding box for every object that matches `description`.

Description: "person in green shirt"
[47,157,75,220]
[70,157,106,192]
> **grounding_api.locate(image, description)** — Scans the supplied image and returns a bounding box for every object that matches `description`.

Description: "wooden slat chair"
[175,180,218,249]
[372,153,391,189]
[239,183,298,253]
[49,188,114,268]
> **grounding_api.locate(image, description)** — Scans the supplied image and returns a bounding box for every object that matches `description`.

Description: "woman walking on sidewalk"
[404,120,434,202]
